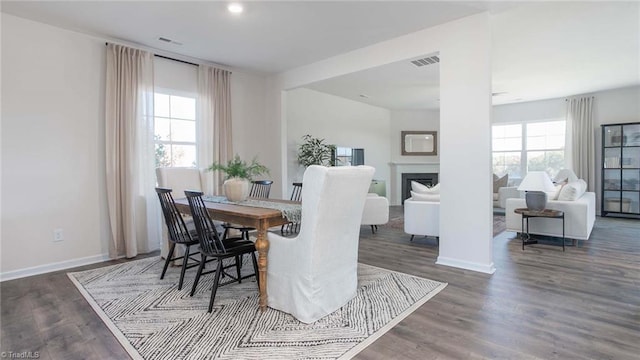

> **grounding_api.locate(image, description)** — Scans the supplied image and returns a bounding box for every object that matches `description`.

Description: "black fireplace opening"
[402,173,439,203]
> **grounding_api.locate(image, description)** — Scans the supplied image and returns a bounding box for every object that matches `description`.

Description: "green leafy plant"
[297,134,334,167]
[208,155,269,180]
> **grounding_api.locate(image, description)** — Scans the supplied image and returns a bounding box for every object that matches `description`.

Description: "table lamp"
[517,171,556,211]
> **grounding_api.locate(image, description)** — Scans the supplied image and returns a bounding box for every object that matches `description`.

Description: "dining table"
[174,196,300,311]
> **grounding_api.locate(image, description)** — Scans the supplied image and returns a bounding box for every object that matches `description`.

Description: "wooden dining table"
[174,197,297,311]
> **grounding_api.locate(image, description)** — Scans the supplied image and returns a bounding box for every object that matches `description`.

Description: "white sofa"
[361,193,389,233]
[505,192,596,241]
[403,198,439,241]
[494,186,520,208]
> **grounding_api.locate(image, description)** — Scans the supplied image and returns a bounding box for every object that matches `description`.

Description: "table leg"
[562,215,565,252]
[521,216,525,250]
[254,219,269,311]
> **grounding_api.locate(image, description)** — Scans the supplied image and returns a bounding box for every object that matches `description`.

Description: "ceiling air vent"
[410,56,440,67]
[158,37,183,46]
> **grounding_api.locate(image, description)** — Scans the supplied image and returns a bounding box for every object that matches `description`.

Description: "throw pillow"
[410,191,440,202]
[545,184,565,201]
[411,181,440,194]
[553,169,578,184]
[557,179,587,201]
[493,174,508,193]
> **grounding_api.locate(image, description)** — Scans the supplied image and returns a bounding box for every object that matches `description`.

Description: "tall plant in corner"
[208,155,269,201]
[297,134,334,167]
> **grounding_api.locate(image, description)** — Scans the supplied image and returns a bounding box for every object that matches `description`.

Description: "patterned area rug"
[68,257,446,360]
[386,214,506,236]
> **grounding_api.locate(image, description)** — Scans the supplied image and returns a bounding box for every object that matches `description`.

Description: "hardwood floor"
[2,208,639,359]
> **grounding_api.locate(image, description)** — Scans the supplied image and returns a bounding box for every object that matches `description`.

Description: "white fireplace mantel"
[389,162,440,205]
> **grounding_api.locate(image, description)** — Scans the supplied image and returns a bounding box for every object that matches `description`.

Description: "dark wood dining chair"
[281,182,303,235]
[184,190,259,313]
[156,187,202,291]
[223,180,273,240]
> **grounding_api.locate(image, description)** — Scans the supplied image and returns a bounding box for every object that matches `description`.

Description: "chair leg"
[208,260,224,313]
[251,251,259,288]
[178,245,190,290]
[161,243,176,280]
[190,253,207,297]
[235,255,242,284]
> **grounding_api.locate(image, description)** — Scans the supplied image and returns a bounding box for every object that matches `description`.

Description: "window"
[154,93,197,167]
[526,121,565,177]
[492,120,565,180]
[492,124,522,178]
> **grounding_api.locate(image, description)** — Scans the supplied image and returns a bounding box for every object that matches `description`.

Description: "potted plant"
[297,134,334,167]
[208,155,269,201]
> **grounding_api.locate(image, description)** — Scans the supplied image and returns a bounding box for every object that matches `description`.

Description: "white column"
[436,13,495,274]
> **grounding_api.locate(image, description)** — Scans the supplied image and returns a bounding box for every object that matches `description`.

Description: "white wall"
[154,57,198,96]
[0,14,270,278]
[231,71,273,193]
[286,88,391,195]
[1,14,110,277]
[272,13,495,274]
[492,85,640,213]
[493,98,565,124]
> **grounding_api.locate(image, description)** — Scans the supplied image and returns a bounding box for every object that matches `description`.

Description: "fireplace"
[402,173,439,203]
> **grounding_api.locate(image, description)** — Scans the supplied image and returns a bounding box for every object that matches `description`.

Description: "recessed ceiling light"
[228,3,243,14]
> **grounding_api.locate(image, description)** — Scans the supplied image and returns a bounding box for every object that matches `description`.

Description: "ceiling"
[0,1,512,73]
[2,1,638,109]
[307,1,640,109]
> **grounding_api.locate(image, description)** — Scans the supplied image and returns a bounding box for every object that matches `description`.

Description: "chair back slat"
[184,190,226,254]
[290,182,303,202]
[156,187,193,244]
[249,180,273,199]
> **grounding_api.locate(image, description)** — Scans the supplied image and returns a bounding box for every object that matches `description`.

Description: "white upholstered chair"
[404,198,440,242]
[361,193,389,233]
[155,167,207,260]
[266,165,375,323]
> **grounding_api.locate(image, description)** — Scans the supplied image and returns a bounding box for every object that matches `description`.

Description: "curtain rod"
[105,42,199,67]
[154,54,199,67]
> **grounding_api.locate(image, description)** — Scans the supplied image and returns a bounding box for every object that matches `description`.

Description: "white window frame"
[154,89,198,168]
[492,118,566,183]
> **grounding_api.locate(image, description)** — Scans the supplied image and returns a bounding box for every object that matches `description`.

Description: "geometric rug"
[68,257,447,360]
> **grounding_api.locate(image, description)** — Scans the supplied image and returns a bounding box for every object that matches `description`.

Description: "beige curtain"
[567,96,595,191]
[105,44,161,258]
[197,65,233,195]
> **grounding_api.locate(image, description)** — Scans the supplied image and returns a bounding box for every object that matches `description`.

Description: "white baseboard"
[436,256,496,274]
[0,253,112,282]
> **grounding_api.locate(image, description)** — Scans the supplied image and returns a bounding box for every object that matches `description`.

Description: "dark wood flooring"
[2,207,639,359]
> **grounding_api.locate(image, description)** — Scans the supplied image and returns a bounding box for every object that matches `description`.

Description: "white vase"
[223,177,250,202]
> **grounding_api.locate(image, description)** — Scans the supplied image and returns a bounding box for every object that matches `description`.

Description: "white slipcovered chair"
[361,193,389,233]
[155,167,207,260]
[266,165,375,323]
